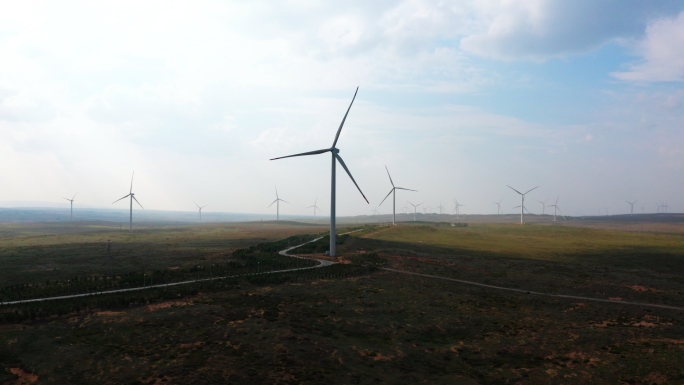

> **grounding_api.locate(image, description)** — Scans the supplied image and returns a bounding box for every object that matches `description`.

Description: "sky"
[1,0,684,218]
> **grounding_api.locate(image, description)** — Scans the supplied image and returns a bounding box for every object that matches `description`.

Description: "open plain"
[1,217,684,384]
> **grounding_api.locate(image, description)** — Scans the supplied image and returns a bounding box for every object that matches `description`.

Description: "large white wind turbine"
[453,200,465,219]
[379,166,416,225]
[408,201,423,221]
[547,196,566,221]
[308,198,321,217]
[270,87,368,257]
[507,185,538,224]
[195,203,208,222]
[112,172,144,232]
[493,199,502,215]
[63,193,77,220]
[626,200,637,216]
[268,187,289,221]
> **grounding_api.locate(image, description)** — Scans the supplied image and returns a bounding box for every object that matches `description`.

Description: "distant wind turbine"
[112,172,143,232]
[63,193,78,220]
[308,198,321,217]
[538,199,548,215]
[493,199,502,215]
[270,88,368,257]
[435,202,444,215]
[268,187,288,221]
[379,166,416,225]
[195,203,207,222]
[453,200,465,219]
[626,200,637,216]
[507,185,538,224]
[408,201,423,222]
[547,197,566,221]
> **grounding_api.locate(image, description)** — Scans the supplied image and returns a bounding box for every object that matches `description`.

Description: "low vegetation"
[0,221,683,383]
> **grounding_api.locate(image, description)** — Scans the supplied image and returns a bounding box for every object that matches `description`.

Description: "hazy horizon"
[2,1,684,217]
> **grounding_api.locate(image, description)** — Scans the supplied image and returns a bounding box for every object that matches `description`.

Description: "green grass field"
[1,221,684,384]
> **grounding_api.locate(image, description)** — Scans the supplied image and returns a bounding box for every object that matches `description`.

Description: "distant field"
[1,221,684,384]
[0,221,328,285]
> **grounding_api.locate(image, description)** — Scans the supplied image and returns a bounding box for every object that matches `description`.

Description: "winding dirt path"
[0,230,359,306]
[381,268,684,312]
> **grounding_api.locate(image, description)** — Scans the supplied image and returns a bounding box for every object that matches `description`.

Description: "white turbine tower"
[435,202,444,215]
[507,185,538,224]
[195,203,208,222]
[112,172,144,232]
[379,166,416,225]
[626,200,637,216]
[493,199,502,215]
[270,87,368,257]
[308,198,321,217]
[408,201,423,221]
[547,196,566,221]
[453,200,465,219]
[268,187,288,221]
[62,193,77,220]
[538,199,548,215]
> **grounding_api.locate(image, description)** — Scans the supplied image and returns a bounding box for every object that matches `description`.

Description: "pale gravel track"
[0,230,361,306]
[382,267,684,312]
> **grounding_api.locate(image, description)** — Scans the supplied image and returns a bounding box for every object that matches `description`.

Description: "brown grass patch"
[8,368,38,384]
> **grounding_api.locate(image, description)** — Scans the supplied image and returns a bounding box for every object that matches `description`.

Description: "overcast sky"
[1,0,684,217]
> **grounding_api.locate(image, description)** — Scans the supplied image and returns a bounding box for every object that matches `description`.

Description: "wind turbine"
[195,203,207,222]
[626,200,637,216]
[270,87,368,257]
[62,193,77,220]
[435,202,444,215]
[408,201,423,221]
[308,198,321,217]
[112,172,143,232]
[547,197,566,221]
[453,200,465,219]
[507,185,538,224]
[379,166,416,225]
[493,199,502,215]
[538,199,548,215]
[268,187,288,221]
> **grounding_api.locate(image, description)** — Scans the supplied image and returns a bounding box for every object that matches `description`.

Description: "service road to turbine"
[0,229,362,306]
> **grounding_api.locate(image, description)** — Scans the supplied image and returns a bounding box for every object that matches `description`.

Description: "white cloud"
[612,12,684,82]
[460,0,681,61]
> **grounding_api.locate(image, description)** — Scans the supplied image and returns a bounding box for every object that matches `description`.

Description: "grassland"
[1,221,684,384]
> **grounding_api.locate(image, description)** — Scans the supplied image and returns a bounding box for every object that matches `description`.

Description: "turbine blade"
[332,87,358,148]
[63,197,71,201]
[275,186,278,199]
[72,192,78,200]
[130,171,134,194]
[507,185,522,195]
[270,148,330,161]
[335,153,369,204]
[267,199,278,208]
[132,195,144,209]
[395,187,417,192]
[524,186,539,195]
[281,200,289,204]
[385,165,395,187]
[112,194,131,204]
[379,189,394,206]
[195,202,200,209]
